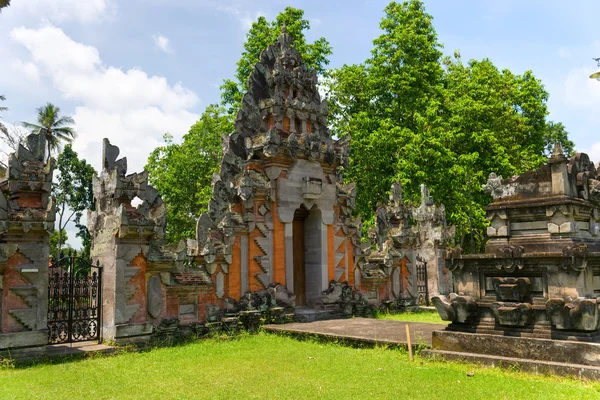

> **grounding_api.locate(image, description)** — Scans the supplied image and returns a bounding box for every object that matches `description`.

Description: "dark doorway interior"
[293,206,309,306]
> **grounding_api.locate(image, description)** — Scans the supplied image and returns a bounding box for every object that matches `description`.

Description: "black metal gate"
[415,256,430,306]
[48,255,102,344]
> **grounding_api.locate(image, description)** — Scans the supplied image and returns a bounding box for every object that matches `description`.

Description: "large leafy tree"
[220,7,332,113]
[52,145,95,259]
[326,0,445,227]
[325,0,574,252]
[146,105,232,242]
[147,8,332,244]
[22,103,77,162]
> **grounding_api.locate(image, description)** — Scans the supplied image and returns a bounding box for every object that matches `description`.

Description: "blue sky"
[0,0,599,246]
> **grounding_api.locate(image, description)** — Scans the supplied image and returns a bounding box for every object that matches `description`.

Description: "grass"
[1,333,598,399]
[375,308,449,324]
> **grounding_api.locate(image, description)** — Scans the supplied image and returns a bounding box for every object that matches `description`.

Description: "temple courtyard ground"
[2,323,600,399]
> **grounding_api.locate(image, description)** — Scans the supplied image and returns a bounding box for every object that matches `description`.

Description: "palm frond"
[21,121,45,133]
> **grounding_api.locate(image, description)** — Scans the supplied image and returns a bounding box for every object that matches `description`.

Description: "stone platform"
[424,330,600,380]
[263,318,447,347]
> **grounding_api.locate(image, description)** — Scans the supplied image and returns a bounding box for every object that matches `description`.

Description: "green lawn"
[1,333,598,399]
[375,308,448,324]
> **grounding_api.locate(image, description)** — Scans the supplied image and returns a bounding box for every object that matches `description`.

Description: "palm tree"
[0,1,11,12]
[22,103,77,161]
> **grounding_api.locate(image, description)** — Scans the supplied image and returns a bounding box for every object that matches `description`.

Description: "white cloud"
[8,0,113,22]
[219,6,265,30]
[10,59,40,82]
[152,34,173,54]
[10,25,199,173]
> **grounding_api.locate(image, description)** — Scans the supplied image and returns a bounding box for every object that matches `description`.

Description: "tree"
[0,1,10,12]
[22,103,77,162]
[147,8,332,243]
[325,0,575,252]
[220,7,332,113]
[146,105,232,243]
[52,144,95,258]
[326,0,445,226]
[50,230,71,260]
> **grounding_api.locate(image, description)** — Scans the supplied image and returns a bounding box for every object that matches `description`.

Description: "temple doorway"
[292,205,322,306]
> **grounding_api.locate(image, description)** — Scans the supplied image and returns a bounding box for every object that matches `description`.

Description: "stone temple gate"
[0,30,455,358]
[192,27,361,307]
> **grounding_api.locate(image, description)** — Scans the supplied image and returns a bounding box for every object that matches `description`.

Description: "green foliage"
[52,144,95,258]
[0,0,10,12]
[148,8,332,243]
[50,230,71,260]
[22,103,77,161]
[146,105,232,243]
[220,6,332,113]
[325,0,575,252]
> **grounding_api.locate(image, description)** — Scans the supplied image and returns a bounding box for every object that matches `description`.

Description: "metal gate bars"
[48,255,102,344]
[415,256,430,306]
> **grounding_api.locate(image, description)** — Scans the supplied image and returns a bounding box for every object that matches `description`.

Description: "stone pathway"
[263,318,447,347]
[46,341,116,359]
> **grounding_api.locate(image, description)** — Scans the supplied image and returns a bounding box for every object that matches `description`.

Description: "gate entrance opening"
[292,205,323,306]
[47,255,102,344]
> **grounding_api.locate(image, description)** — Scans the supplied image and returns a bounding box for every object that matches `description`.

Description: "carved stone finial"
[549,142,567,164]
[420,184,433,207]
[553,142,564,157]
[25,133,47,162]
[482,172,504,199]
[102,138,127,176]
[390,181,402,204]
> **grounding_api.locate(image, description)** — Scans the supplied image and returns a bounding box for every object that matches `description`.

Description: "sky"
[0,0,599,247]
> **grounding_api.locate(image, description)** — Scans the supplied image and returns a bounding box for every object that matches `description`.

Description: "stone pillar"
[0,133,54,358]
[89,139,166,344]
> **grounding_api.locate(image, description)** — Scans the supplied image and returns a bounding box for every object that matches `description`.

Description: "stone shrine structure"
[361,182,455,305]
[89,139,213,344]
[430,144,600,370]
[0,134,54,359]
[190,28,362,309]
[0,30,463,356]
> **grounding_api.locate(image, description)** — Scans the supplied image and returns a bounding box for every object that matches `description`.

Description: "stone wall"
[360,182,455,306]
[0,133,54,358]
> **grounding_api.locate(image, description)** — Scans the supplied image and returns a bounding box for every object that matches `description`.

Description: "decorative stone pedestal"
[431,145,600,379]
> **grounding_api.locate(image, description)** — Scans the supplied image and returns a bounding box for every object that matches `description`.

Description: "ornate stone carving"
[547,297,600,331]
[493,245,525,272]
[491,302,532,327]
[491,277,530,302]
[432,294,478,323]
[562,243,589,271]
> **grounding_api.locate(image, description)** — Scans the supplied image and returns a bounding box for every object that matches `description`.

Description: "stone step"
[432,330,600,366]
[334,234,345,251]
[10,286,37,307]
[124,266,140,280]
[120,303,141,324]
[9,307,37,331]
[334,252,344,268]
[294,308,341,323]
[422,349,600,380]
[255,272,270,289]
